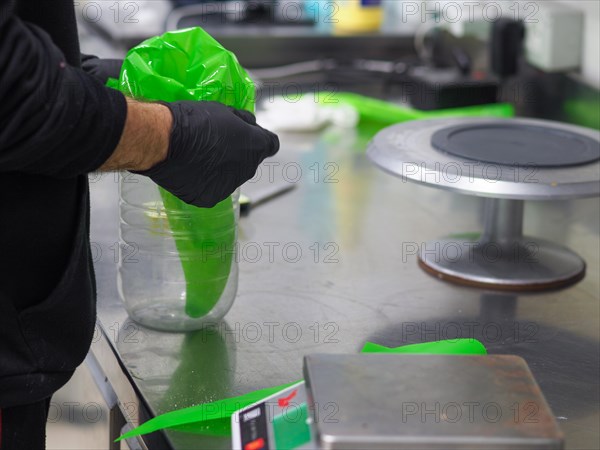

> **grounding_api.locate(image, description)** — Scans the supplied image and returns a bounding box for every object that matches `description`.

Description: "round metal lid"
[431,123,600,168]
[367,118,600,200]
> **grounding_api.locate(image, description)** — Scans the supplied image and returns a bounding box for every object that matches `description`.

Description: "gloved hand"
[81,54,123,84]
[135,101,280,208]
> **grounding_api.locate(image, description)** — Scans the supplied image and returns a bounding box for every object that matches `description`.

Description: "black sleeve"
[0,1,127,177]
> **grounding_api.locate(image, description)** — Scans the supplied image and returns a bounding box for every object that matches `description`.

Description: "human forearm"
[99,99,172,172]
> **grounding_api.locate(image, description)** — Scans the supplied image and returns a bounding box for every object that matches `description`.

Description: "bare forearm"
[99,99,172,172]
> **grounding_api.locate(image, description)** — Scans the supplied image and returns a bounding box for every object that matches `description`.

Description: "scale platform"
[232,354,563,450]
[367,118,600,291]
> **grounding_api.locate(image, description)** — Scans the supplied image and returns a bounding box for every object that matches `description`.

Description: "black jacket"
[0,0,127,407]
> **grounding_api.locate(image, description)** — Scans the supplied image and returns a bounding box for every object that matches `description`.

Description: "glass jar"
[118,173,239,331]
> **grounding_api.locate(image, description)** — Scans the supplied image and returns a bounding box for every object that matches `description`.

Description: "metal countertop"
[89,128,600,450]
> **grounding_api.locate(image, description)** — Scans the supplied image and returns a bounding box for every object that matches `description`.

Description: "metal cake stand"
[368,117,600,291]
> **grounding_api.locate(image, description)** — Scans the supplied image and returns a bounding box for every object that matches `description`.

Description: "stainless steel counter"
[89,127,600,450]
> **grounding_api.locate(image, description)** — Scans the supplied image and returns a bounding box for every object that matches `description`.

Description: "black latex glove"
[80,54,123,84]
[135,101,280,208]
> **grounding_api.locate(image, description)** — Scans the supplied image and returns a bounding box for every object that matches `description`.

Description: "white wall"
[556,0,600,88]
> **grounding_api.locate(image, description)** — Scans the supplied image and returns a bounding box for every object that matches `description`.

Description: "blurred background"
[74,0,599,127]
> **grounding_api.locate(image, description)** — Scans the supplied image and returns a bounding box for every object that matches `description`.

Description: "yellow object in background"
[333,0,383,34]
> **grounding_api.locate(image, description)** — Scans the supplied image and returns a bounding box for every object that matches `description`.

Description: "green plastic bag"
[114,28,255,317]
[116,339,486,442]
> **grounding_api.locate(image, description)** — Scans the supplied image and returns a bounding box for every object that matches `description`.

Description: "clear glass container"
[118,173,239,331]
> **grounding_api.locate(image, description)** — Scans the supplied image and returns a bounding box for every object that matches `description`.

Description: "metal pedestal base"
[418,199,586,291]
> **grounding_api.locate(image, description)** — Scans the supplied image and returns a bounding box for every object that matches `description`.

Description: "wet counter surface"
[90,127,600,449]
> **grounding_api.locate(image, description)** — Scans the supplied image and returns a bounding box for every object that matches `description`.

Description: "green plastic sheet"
[114,28,254,317]
[116,339,486,442]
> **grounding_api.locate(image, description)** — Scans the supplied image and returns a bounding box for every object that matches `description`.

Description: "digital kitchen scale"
[232,354,564,450]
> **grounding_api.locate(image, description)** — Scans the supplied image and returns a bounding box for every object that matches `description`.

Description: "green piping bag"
[157,192,235,318]
[116,338,486,442]
[114,27,254,317]
[315,91,514,127]
[360,339,486,354]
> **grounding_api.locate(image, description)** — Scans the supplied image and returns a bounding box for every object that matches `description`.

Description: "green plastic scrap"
[116,339,486,442]
[114,27,254,317]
